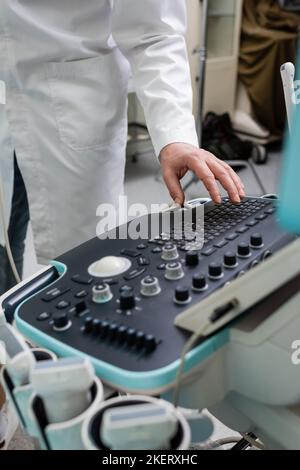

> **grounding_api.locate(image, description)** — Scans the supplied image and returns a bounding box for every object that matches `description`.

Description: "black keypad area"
[148,197,274,252]
[17,197,296,375]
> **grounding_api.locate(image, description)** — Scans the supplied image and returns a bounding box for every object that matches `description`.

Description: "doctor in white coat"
[0,0,244,270]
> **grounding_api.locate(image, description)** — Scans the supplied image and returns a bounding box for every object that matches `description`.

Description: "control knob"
[92,283,113,303]
[119,292,136,311]
[140,276,161,297]
[185,251,199,267]
[250,233,264,248]
[53,313,71,331]
[223,252,238,268]
[208,263,223,280]
[161,244,178,261]
[174,286,191,305]
[165,262,184,281]
[237,242,251,258]
[192,274,207,291]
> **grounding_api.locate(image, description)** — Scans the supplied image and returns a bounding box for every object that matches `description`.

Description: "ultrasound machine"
[1,62,300,450]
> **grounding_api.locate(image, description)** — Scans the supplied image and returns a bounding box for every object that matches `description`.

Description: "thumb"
[163,170,185,207]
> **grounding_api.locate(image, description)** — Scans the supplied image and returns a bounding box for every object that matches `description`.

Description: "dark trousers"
[0,155,29,296]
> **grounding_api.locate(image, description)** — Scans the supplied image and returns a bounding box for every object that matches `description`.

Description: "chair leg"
[228,160,267,195]
[183,160,267,196]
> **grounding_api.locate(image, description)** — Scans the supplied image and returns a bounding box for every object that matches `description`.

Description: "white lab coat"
[0,0,198,264]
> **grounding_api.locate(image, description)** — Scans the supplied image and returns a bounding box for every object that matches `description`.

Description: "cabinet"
[186,0,243,117]
[127,0,244,157]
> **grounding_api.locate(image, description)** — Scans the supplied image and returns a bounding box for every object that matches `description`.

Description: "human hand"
[159,142,245,205]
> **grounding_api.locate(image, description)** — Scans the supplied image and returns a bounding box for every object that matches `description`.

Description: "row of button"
[174,250,272,305]
[83,317,157,354]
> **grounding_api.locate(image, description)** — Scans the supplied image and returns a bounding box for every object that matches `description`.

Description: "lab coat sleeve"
[112,0,199,157]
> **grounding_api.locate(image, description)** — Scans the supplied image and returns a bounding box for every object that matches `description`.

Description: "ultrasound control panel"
[12,197,295,391]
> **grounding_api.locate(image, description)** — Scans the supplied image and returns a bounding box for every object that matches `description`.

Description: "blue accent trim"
[14,258,229,392]
[51,260,67,276]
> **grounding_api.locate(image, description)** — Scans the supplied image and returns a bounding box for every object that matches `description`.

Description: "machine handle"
[2,266,59,323]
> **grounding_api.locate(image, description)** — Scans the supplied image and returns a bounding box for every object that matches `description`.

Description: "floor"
[10,142,282,450]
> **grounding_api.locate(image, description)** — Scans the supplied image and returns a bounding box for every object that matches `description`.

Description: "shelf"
[208,12,236,18]
[208,0,236,18]
[207,15,236,59]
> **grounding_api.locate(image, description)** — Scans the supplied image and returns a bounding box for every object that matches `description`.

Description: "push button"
[137,256,150,266]
[135,331,146,349]
[265,208,276,215]
[116,325,127,343]
[144,335,157,353]
[123,268,146,281]
[92,319,102,334]
[157,263,166,270]
[74,301,89,317]
[213,240,228,249]
[56,300,70,310]
[255,214,267,221]
[126,328,137,346]
[99,320,110,338]
[75,290,88,299]
[246,220,259,227]
[71,274,93,285]
[137,243,148,250]
[103,278,119,286]
[84,316,93,333]
[120,249,140,258]
[37,312,51,321]
[202,248,217,257]
[108,323,118,340]
[236,226,249,234]
[225,233,239,241]
[119,285,134,293]
[42,286,70,302]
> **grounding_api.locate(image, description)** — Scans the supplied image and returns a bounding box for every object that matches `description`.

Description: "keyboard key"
[214,240,228,248]
[255,214,268,221]
[225,233,239,241]
[236,226,249,234]
[202,248,217,256]
[246,220,259,227]
[265,208,276,214]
